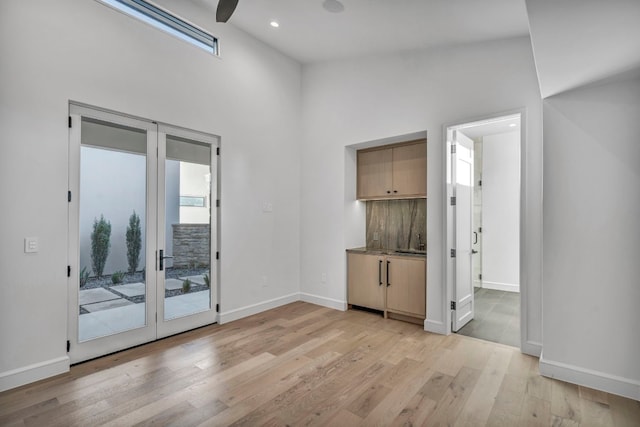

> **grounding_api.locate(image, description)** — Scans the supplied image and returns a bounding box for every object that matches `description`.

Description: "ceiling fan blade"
[216,0,239,23]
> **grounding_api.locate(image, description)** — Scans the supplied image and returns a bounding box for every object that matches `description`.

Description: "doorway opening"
[67,103,220,363]
[446,112,521,348]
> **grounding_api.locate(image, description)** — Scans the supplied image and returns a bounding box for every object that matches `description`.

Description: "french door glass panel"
[163,135,212,320]
[78,118,149,341]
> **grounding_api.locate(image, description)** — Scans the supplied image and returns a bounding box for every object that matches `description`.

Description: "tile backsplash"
[366,199,426,251]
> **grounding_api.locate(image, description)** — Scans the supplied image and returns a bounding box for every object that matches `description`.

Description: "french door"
[67,104,218,363]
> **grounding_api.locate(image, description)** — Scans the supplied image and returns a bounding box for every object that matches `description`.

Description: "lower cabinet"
[347,253,385,310]
[347,252,426,321]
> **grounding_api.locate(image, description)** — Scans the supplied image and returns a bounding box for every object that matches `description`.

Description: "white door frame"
[68,103,221,363]
[443,108,527,351]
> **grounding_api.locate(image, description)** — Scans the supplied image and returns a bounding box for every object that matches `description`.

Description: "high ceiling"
[198,0,530,63]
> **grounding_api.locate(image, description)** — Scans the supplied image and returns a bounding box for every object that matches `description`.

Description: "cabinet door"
[357,148,393,199]
[347,253,385,310]
[392,142,426,197]
[386,256,426,317]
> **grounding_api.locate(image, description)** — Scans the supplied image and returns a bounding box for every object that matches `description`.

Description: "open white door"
[452,130,475,332]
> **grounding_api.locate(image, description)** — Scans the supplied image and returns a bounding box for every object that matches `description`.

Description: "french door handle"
[378,260,382,286]
[473,231,478,244]
[159,250,174,271]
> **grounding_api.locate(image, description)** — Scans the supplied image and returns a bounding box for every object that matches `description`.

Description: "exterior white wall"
[179,162,210,224]
[300,36,543,351]
[79,147,147,276]
[482,131,520,292]
[541,75,640,400]
[0,0,301,390]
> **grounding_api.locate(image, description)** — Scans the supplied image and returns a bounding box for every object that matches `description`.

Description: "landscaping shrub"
[126,210,142,273]
[79,266,90,288]
[111,270,125,284]
[182,278,192,293]
[203,273,210,289]
[91,214,111,277]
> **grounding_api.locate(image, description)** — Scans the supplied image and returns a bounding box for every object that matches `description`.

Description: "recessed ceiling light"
[322,0,345,13]
[509,123,517,127]
[270,21,279,28]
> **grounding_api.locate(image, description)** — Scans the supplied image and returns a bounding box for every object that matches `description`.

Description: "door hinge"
[216,199,220,208]
[478,179,482,187]
[479,227,482,233]
[216,147,220,156]
[216,251,219,260]
[67,265,71,277]
[155,312,157,322]
[450,249,456,257]
[450,196,456,206]
[450,301,456,310]
[451,145,456,154]
[68,191,72,202]
[479,273,482,280]
[68,116,72,128]
[66,340,70,352]
[215,303,219,313]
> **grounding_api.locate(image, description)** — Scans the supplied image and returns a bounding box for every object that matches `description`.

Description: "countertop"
[346,247,426,258]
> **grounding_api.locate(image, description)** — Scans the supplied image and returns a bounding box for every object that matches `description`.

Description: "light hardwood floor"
[1,302,638,426]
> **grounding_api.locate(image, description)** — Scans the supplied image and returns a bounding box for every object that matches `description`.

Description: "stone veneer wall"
[172,224,210,268]
[366,199,426,251]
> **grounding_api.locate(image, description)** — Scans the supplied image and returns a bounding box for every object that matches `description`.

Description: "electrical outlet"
[373,232,379,241]
[321,273,327,283]
[262,202,273,213]
[262,276,268,287]
[24,237,38,253]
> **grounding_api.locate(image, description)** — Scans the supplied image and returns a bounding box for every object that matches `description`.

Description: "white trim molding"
[0,356,70,393]
[300,293,347,311]
[539,353,640,401]
[424,319,448,335]
[521,340,542,358]
[482,281,519,293]
[218,293,300,324]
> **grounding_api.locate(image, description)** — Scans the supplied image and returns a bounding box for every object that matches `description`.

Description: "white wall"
[300,36,543,352]
[482,131,520,292]
[541,74,640,400]
[0,0,301,390]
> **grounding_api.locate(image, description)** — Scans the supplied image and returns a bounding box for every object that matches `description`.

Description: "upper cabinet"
[357,140,426,200]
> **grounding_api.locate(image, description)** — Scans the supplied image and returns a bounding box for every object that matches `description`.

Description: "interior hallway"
[457,288,520,348]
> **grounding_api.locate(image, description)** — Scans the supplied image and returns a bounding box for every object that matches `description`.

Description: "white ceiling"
[455,114,520,139]
[197,0,530,63]
[525,0,640,98]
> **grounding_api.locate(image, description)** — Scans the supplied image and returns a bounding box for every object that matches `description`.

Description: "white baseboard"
[539,353,640,401]
[482,281,519,293]
[300,293,347,311]
[424,318,448,335]
[521,340,542,357]
[218,292,300,324]
[0,356,70,393]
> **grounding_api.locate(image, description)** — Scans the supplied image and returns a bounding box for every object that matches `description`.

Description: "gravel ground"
[79,267,210,305]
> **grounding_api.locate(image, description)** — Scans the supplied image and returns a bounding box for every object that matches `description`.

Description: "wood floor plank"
[0,302,638,427]
[454,346,513,426]
[551,379,582,423]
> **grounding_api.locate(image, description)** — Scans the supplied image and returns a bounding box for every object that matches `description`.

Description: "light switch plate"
[25,237,38,253]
